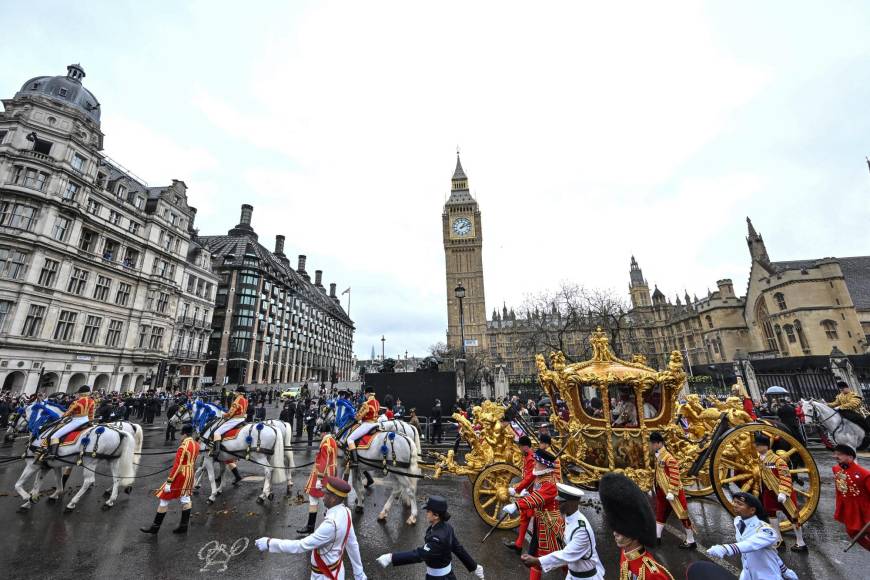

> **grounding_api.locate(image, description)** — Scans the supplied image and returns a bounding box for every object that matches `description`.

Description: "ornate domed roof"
[15,64,101,124]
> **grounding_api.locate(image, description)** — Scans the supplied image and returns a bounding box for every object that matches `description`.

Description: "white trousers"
[348,422,378,443]
[41,416,88,445]
[214,417,244,438]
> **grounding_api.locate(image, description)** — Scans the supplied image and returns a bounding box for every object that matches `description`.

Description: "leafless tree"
[428,341,492,386]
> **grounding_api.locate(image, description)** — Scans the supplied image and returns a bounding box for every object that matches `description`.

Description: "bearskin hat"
[599,472,656,547]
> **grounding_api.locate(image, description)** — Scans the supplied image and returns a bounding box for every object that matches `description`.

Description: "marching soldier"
[648,432,697,549]
[501,449,564,580]
[376,495,485,579]
[707,492,798,579]
[599,472,674,580]
[505,435,535,554]
[256,476,367,580]
[754,433,808,552]
[520,483,604,580]
[346,386,380,452]
[298,421,338,535]
[211,385,248,457]
[141,423,199,534]
[832,443,870,551]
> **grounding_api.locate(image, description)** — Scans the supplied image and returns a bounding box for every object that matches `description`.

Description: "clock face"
[452,217,472,236]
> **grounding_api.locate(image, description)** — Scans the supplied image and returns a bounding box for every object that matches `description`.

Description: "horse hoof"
[64,506,74,513]
[406,517,416,525]
[206,499,214,505]
[355,505,364,514]
[101,503,112,511]
[102,490,111,499]
[256,497,265,505]
[17,504,30,513]
[268,493,274,501]
[124,486,133,495]
[378,512,387,521]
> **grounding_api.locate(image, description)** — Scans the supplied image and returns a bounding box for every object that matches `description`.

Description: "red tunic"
[742,397,757,420]
[653,448,691,528]
[759,450,799,522]
[357,397,380,422]
[157,436,199,500]
[305,435,338,498]
[225,394,248,419]
[620,547,674,580]
[63,396,95,421]
[515,449,536,494]
[516,472,563,557]
[833,460,870,551]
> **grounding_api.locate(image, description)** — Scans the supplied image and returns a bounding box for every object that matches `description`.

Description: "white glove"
[519,489,529,497]
[376,553,392,568]
[665,492,675,501]
[474,564,485,579]
[707,544,727,558]
[508,486,516,497]
[783,569,798,580]
[315,479,323,490]
[777,493,787,504]
[502,503,518,515]
[163,483,172,493]
[648,489,654,497]
[255,537,270,552]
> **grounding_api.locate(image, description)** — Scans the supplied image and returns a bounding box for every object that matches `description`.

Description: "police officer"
[376,495,485,579]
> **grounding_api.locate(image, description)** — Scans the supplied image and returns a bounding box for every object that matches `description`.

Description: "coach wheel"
[683,460,714,498]
[709,423,820,531]
[472,462,522,529]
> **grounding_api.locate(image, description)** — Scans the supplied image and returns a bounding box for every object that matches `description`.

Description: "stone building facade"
[0,65,201,394]
[200,205,354,387]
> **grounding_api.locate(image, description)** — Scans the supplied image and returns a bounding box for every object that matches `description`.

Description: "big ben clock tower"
[443,154,487,352]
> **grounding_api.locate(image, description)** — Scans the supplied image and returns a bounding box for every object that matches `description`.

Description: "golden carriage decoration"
[426,329,820,532]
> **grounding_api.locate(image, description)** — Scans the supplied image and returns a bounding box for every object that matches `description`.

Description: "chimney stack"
[239,204,253,226]
[297,254,307,273]
[274,235,285,255]
[329,283,336,297]
[315,270,323,287]
[188,206,197,228]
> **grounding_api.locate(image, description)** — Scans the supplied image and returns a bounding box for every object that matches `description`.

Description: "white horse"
[800,399,867,450]
[187,401,294,505]
[14,403,142,513]
[343,430,420,525]
[5,400,65,441]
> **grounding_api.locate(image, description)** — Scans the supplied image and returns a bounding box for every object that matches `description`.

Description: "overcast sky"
[3,1,870,359]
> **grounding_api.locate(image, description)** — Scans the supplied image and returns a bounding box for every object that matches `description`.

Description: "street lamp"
[455,282,467,396]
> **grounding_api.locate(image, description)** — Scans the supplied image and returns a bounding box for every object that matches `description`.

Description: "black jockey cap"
[77,385,91,394]
[181,423,194,436]
[753,433,771,447]
[364,385,375,394]
[556,482,584,502]
[686,561,735,580]
[599,472,656,547]
[422,495,450,520]
[236,386,246,393]
[320,421,333,434]
[534,448,557,469]
[649,431,665,444]
[834,443,857,458]
[837,380,850,390]
[732,492,768,522]
[518,435,532,447]
[539,433,552,445]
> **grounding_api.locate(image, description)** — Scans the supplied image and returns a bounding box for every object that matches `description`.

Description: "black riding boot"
[364,471,374,489]
[140,511,166,534]
[173,509,191,534]
[296,511,317,535]
[230,466,243,486]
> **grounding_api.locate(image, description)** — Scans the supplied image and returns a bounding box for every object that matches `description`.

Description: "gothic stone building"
[0,64,206,394]
[200,205,354,387]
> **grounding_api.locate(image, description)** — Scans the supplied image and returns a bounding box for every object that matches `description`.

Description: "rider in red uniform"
[346,386,380,452]
[505,436,535,554]
[833,443,870,551]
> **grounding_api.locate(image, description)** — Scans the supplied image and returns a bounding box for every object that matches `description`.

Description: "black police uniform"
[391,521,478,579]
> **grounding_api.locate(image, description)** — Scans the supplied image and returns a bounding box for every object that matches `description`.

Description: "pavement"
[0,412,864,580]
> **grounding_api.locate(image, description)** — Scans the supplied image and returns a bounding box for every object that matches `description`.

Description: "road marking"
[664,523,742,576]
[198,537,249,573]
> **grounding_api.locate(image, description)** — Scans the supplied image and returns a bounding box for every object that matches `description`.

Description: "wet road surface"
[0,416,863,579]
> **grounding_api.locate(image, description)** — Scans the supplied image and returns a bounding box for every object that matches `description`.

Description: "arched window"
[774,292,787,311]
[755,298,777,352]
[783,324,797,344]
[705,314,713,329]
[774,324,788,354]
[794,320,810,351]
[821,319,838,340]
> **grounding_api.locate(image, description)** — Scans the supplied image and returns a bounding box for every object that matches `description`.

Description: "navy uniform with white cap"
[521,483,604,580]
[377,495,485,579]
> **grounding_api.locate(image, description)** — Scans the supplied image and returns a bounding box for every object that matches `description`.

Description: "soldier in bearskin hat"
[599,472,674,580]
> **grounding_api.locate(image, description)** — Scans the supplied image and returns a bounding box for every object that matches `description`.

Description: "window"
[78,228,97,252]
[133,196,144,209]
[122,248,139,268]
[755,298,777,352]
[21,304,46,337]
[774,292,787,311]
[54,310,77,341]
[705,314,713,329]
[0,247,28,280]
[149,327,164,350]
[0,201,37,230]
[138,325,150,348]
[794,320,810,351]
[196,279,205,297]
[128,221,141,235]
[80,315,102,344]
[109,211,121,226]
[102,238,118,261]
[52,216,71,241]
[784,324,797,344]
[38,258,59,287]
[115,282,131,306]
[0,300,13,332]
[63,182,80,201]
[32,137,52,155]
[17,167,49,191]
[117,184,127,199]
[105,320,123,347]
[186,275,196,293]
[822,320,839,340]
[156,292,169,313]
[71,153,86,172]
[66,267,89,295]
[93,275,111,301]
[86,198,101,216]
[0,130,6,144]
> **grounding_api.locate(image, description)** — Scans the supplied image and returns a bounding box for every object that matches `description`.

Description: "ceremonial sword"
[844,520,870,552]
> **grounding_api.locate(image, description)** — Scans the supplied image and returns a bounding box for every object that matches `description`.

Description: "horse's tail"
[283,421,295,469]
[132,423,144,467]
[118,432,137,487]
[412,423,422,455]
[270,426,288,485]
